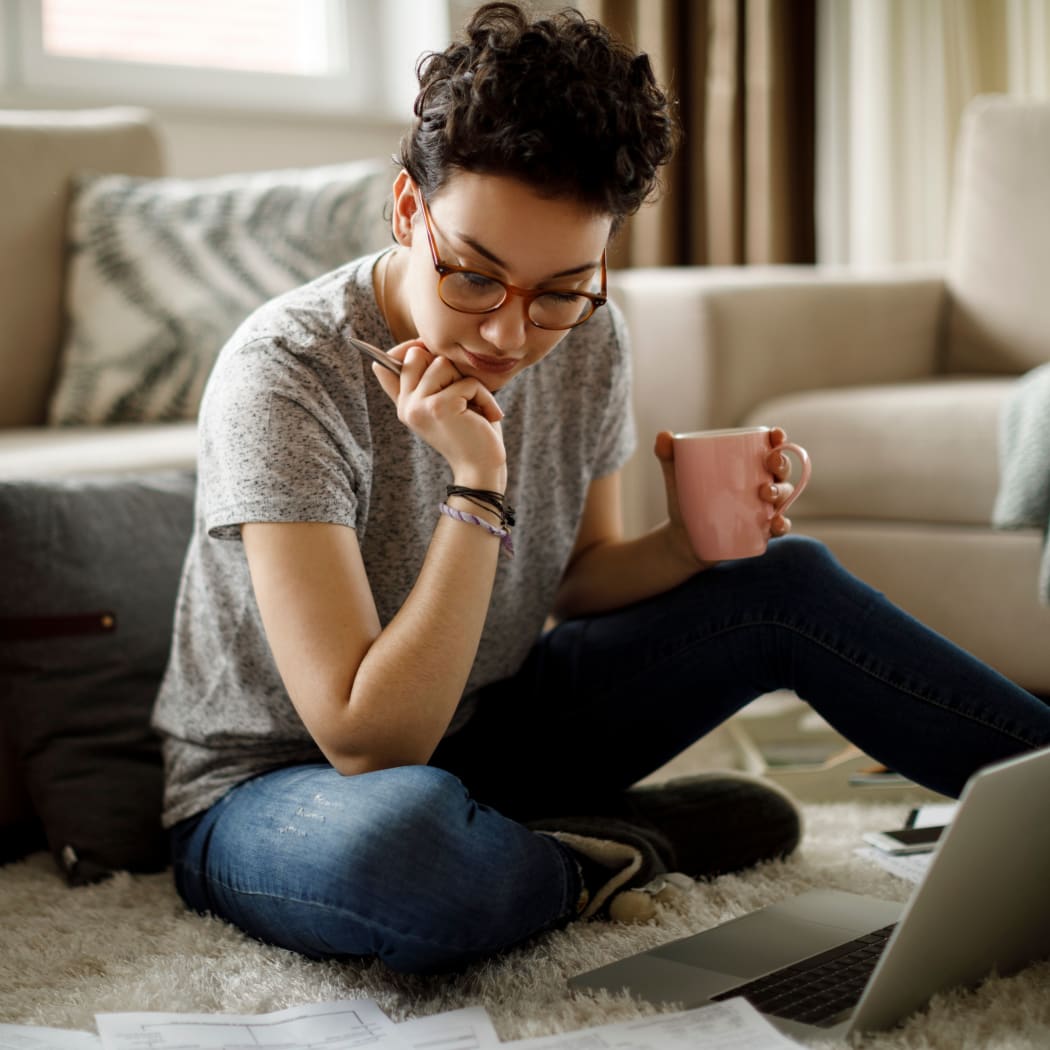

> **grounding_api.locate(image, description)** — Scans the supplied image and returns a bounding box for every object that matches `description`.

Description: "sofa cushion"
[0,422,197,480]
[47,159,392,426]
[743,378,1009,526]
[0,472,195,884]
[946,97,1050,374]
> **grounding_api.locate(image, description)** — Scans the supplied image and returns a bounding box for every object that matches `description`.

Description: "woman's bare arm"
[243,508,503,776]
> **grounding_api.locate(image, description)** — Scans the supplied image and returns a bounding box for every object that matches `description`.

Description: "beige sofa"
[3,99,1049,666]
[2,99,1049,865]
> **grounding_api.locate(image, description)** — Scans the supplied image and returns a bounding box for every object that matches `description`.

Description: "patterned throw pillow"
[48,160,393,426]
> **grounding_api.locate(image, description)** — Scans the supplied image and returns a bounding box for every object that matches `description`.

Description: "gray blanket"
[992,362,1050,605]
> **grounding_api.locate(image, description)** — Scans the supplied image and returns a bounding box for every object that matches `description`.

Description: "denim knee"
[292,765,479,894]
[308,765,578,971]
[761,534,839,575]
[722,535,855,611]
[175,763,579,973]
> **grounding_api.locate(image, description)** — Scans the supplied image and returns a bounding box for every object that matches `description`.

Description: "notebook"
[569,744,1050,1042]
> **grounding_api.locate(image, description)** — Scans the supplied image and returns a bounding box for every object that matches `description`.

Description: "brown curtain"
[579,0,816,268]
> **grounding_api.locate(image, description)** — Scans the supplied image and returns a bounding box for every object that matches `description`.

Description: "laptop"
[569,745,1050,1042]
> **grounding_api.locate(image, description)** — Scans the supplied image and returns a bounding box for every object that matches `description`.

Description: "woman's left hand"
[763,426,795,538]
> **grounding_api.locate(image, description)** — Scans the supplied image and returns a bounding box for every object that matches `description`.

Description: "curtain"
[578,0,816,267]
[817,0,1050,266]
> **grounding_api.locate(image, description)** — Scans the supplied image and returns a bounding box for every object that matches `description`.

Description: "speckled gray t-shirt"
[152,249,636,827]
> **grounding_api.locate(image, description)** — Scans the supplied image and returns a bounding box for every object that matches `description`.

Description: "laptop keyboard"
[712,923,897,1027]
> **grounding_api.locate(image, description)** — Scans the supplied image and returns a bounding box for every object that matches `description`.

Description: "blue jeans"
[172,537,1050,972]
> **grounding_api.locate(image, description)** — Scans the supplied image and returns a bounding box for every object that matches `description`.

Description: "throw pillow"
[0,472,196,884]
[47,159,393,426]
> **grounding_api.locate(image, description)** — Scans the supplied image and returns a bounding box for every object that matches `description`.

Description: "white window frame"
[2,0,449,119]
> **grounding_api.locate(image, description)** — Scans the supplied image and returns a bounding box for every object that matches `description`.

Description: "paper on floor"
[15,995,799,1050]
[855,846,934,884]
[0,1025,101,1050]
[396,1006,500,1050]
[95,999,403,1050]
[504,998,801,1049]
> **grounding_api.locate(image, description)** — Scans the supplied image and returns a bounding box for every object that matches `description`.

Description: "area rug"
[3,800,1049,1049]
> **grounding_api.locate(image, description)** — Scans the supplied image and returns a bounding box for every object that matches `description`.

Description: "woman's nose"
[478,295,530,352]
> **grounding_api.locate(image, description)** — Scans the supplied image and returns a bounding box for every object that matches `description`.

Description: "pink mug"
[672,426,811,561]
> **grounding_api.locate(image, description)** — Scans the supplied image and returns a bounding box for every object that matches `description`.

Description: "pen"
[348,336,402,375]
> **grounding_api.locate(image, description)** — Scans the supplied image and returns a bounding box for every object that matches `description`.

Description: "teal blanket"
[992,362,1050,605]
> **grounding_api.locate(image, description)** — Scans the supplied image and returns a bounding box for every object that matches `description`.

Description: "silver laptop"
[569,745,1050,1042]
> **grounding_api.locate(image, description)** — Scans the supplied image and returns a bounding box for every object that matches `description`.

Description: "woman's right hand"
[372,340,507,486]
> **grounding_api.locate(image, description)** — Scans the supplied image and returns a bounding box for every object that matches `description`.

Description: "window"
[39,0,330,75]
[4,0,450,118]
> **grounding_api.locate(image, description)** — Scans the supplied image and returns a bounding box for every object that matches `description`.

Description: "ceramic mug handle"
[769,441,812,514]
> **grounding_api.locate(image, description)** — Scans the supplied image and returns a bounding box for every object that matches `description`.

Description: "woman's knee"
[763,535,888,615]
[764,534,838,573]
[302,766,571,971]
[316,765,475,873]
[677,535,840,604]
[188,764,475,905]
[191,766,507,965]
[742,534,851,597]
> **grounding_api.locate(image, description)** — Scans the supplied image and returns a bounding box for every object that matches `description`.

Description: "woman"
[154,2,1050,973]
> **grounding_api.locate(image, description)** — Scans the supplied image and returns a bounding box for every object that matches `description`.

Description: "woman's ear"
[390,170,418,246]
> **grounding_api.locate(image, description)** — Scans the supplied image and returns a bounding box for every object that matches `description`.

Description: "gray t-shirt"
[152,250,636,827]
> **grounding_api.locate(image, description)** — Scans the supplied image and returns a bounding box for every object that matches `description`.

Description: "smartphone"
[862,824,947,855]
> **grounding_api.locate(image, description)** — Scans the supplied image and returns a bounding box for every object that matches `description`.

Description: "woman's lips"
[462,349,519,374]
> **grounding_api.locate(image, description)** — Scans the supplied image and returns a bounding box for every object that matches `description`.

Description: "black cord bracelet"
[445,485,516,528]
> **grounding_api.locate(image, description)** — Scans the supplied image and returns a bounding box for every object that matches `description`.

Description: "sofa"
[2,98,1048,882]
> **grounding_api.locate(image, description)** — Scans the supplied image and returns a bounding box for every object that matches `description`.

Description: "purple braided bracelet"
[438,502,515,558]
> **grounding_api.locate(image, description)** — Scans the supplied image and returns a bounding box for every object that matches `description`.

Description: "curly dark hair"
[398,2,678,225]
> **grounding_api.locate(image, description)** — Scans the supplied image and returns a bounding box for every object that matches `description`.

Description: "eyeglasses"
[416,191,607,331]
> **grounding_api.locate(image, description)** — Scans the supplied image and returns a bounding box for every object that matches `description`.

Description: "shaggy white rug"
[3,801,1049,1050]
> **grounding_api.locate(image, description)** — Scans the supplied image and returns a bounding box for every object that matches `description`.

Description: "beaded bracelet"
[438,502,515,558]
